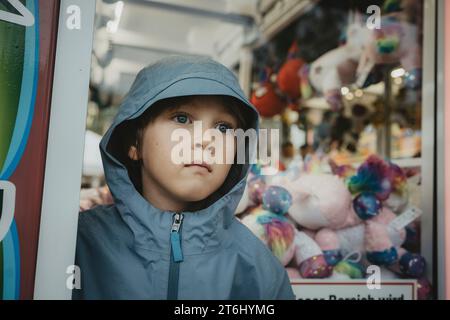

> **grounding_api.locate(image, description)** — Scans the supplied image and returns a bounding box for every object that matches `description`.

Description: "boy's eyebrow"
[162,99,241,124]
[164,104,184,114]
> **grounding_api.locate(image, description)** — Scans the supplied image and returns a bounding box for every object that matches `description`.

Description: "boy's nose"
[193,125,216,149]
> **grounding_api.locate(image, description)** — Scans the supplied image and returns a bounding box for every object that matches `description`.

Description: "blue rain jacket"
[73,55,295,300]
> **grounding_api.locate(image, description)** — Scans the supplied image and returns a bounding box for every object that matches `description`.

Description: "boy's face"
[128,97,238,211]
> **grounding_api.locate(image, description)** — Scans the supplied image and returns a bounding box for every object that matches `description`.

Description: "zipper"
[167,212,184,300]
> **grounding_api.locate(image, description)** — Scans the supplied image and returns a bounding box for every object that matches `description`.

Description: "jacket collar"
[108,161,246,259]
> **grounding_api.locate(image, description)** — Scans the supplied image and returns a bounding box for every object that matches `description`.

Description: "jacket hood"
[99,55,260,259]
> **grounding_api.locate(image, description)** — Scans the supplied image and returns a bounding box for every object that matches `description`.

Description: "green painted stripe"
[0,10,26,170]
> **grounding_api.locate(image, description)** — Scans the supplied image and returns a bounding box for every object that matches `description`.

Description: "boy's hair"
[109,95,252,210]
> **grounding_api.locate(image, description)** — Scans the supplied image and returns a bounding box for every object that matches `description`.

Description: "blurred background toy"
[251,68,286,118]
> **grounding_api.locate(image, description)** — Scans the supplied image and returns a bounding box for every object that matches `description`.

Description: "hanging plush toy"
[308,3,422,111]
[356,0,422,89]
[277,41,305,101]
[308,11,370,111]
[251,68,286,118]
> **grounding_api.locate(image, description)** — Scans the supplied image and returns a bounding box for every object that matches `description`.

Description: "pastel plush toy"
[331,155,408,216]
[356,0,422,89]
[317,156,426,279]
[357,12,422,90]
[241,185,331,278]
[284,173,360,230]
[314,208,403,263]
[284,155,427,281]
[308,4,422,111]
[241,205,296,266]
[315,202,426,280]
[308,11,370,111]
[293,228,333,278]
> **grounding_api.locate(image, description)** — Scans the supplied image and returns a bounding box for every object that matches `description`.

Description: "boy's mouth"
[184,162,212,173]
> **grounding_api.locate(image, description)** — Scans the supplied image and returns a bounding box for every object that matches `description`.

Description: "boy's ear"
[128,145,139,161]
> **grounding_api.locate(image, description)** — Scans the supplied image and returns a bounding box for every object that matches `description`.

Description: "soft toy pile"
[237,155,432,299]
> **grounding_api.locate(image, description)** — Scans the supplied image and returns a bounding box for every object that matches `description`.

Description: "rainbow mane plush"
[346,155,410,219]
[242,207,295,265]
[347,155,393,201]
[347,155,407,199]
[257,211,295,261]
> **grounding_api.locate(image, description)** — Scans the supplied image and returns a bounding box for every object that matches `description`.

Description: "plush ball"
[241,207,295,266]
[248,176,266,205]
[323,250,343,267]
[353,192,382,220]
[262,186,292,215]
[366,247,398,266]
[399,252,426,278]
[298,255,332,278]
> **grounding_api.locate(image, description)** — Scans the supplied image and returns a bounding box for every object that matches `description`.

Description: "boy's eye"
[216,122,233,133]
[173,114,191,124]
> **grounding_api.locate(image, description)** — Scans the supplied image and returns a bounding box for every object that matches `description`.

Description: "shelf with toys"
[235,155,429,300]
[236,0,438,299]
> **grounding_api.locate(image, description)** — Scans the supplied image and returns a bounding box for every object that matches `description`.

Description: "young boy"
[73,55,295,300]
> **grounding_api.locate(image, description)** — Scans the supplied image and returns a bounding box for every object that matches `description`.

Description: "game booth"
[0,0,449,300]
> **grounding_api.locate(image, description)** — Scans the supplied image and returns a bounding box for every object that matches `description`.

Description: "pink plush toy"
[284,173,360,230]
[357,12,422,90]
[308,6,422,111]
[314,207,406,266]
[308,11,370,111]
[284,157,427,281]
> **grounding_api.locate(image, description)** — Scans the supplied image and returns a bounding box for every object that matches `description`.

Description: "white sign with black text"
[291,279,417,300]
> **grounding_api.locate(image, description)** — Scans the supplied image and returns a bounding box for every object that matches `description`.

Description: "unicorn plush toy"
[308,5,421,111]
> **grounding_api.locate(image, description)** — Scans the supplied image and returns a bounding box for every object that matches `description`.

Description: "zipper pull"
[170,213,184,262]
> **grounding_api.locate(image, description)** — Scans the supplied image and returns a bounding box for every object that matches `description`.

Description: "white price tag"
[389,206,423,231]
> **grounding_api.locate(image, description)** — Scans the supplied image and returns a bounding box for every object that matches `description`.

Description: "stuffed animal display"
[237,155,431,299]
